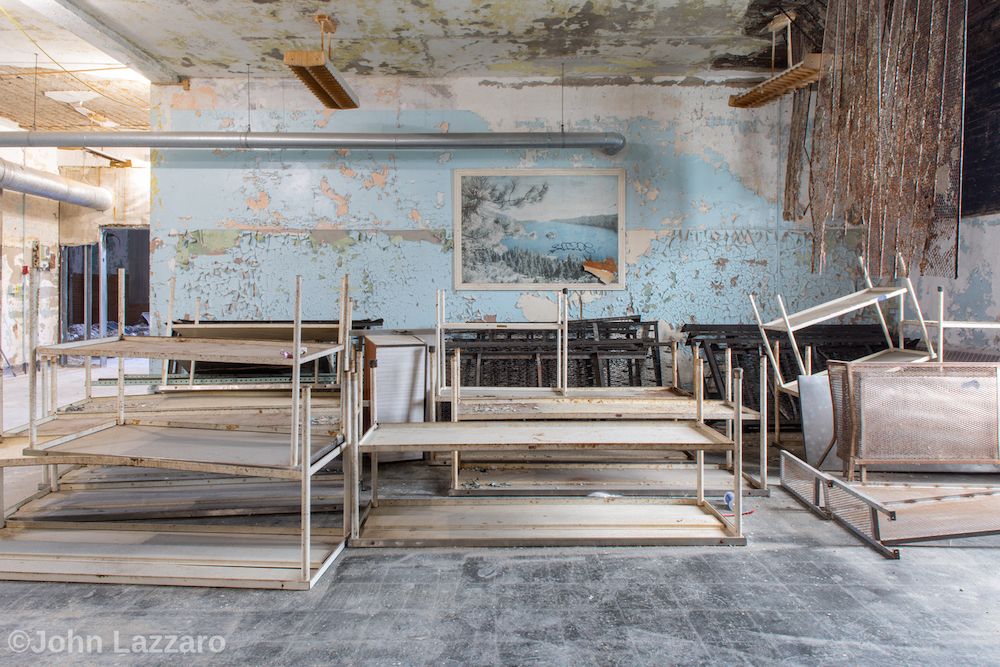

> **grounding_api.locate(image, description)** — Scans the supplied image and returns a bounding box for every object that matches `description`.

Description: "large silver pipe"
[0,131,627,155]
[0,157,113,211]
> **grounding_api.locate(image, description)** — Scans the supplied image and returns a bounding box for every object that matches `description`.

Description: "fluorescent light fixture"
[283,50,359,110]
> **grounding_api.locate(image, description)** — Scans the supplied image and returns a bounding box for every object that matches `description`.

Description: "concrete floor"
[0,461,999,665]
[0,368,999,665]
[0,359,148,440]
[0,359,149,503]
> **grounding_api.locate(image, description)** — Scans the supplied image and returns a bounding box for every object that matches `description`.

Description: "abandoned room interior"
[0,0,997,664]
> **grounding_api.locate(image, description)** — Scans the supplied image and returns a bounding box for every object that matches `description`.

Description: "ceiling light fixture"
[283,14,359,110]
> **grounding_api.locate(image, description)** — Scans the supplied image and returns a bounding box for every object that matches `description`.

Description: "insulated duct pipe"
[0,131,627,155]
[0,157,113,211]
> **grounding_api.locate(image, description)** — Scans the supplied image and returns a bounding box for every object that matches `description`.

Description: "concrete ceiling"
[0,0,149,130]
[0,66,148,130]
[19,0,776,83]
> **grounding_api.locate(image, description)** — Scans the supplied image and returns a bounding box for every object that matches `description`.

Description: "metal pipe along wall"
[0,131,627,155]
[0,157,113,211]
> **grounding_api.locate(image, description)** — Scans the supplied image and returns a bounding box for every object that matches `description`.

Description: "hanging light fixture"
[283,14,359,110]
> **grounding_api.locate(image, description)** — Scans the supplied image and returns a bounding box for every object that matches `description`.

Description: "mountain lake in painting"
[456,170,624,289]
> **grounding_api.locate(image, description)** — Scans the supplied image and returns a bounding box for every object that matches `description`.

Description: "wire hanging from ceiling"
[0,66,131,77]
[0,5,149,112]
[560,62,565,135]
[32,53,37,131]
[246,64,252,133]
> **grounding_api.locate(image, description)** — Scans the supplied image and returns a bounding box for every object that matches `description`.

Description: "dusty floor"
[0,359,148,444]
[0,459,998,666]
[0,369,998,665]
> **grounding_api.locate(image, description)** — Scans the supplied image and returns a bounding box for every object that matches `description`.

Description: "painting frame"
[453,168,626,291]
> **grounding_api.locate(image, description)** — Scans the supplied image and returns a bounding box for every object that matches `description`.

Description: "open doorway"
[60,243,98,343]
[59,227,150,346]
[104,227,150,332]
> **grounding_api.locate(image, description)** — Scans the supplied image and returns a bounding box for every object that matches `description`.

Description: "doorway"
[60,227,150,346]
[104,227,150,331]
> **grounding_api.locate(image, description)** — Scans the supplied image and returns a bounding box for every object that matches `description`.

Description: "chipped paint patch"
[626,230,670,263]
[246,191,270,210]
[315,109,335,128]
[516,293,559,321]
[320,177,350,216]
[169,85,218,112]
[363,166,389,190]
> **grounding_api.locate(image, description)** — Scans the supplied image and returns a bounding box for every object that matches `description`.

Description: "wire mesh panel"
[780,451,827,517]
[828,363,1000,474]
[824,479,899,559]
[827,361,853,469]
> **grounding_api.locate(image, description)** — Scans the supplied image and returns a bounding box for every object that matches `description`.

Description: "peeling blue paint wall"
[149,77,863,332]
[915,212,1000,352]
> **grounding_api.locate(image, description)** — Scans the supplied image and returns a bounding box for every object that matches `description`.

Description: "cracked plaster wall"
[0,144,60,367]
[149,75,867,335]
[914,212,1000,353]
[0,130,150,368]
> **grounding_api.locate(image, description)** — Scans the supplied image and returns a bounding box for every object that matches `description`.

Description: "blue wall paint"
[914,212,1000,352]
[150,81,862,331]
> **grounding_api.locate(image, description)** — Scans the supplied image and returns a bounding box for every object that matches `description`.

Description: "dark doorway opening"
[60,227,150,346]
[104,227,150,329]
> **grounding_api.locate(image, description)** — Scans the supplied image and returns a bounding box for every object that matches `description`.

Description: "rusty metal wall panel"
[808,0,967,278]
[783,24,811,223]
[923,0,967,275]
[783,87,811,222]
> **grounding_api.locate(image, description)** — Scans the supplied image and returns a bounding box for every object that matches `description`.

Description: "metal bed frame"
[781,450,1000,559]
[750,255,935,448]
[0,270,353,589]
[347,354,747,547]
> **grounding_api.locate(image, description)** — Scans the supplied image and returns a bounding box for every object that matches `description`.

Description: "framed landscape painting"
[453,168,625,290]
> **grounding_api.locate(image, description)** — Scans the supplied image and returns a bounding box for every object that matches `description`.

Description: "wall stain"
[150,78,864,330]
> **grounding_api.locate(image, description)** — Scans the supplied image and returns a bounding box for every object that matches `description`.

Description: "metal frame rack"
[750,255,934,446]
[428,292,769,496]
[441,314,666,389]
[349,362,746,547]
[781,450,1000,559]
[0,273,353,589]
[443,347,769,497]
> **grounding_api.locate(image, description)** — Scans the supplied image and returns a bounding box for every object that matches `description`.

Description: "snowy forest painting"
[454,169,625,290]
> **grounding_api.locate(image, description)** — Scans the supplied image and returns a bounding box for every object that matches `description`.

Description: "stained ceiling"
[27,0,777,81]
[0,66,148,130]
[0,0,120,68]
[0,0,149,129]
